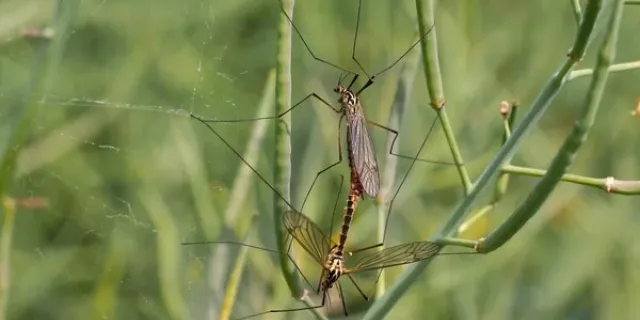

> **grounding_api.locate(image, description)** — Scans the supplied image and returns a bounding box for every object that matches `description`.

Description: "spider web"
[0,0,473,319]
[0,0,265,318]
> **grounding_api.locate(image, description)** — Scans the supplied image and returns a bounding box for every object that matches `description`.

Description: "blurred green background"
[1,0,640,319]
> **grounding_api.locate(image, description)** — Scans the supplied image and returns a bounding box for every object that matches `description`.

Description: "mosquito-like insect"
[187,113,471,318]
[191,0,453,199]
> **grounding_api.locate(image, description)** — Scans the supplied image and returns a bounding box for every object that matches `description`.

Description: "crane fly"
[188,110,462,318]
[280,208,450,317]
[184,205,474,319]
[191,0,455,200]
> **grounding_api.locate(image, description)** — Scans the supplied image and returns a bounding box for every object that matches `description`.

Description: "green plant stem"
[568,60,640,80]
[218,216,255,320]
[363,1,603,318]
[571,0,584,26]
[376,46,421,298]
[503,165,640,195]
[415,0,472,194]
[458,102,518,234]
[625,0,640,4]
[274,0,304,300]
[0,2,75,319]
[208,72,276,319]
[0,203,15,320]
[138,189,190,320]
[478,0,624,253]
[435,237,478,250]
[225,70,276,227]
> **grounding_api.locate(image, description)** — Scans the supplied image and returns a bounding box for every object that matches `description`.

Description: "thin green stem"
[363,1,603,318]
[435,237,479,250]
[415,0,472,194]
[458,102,518,235]
[503,165,640,195]
[218,216,256,320]
[225,70,276,226]
[0,2,75,318]
[568,60,640,80]
[0,203,15,320]
[478,0,624,253]
[211,71,276,319]
[274,0,305,300]
[571,0,584,26]
[376,46,421,298]
[138,189,190,320]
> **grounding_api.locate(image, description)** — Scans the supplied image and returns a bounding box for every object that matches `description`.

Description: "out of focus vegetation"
[0,0,639,319]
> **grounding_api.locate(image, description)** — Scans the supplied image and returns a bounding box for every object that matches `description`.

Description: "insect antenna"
[277,0,357,75]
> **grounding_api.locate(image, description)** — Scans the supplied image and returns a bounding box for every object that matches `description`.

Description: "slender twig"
[274,0,307,301]
[414,0,472,194]
[0,1,75,318]
[478,0,625,253]
[458,102,518,234]
[568,60,640,80]
[375,45,421,298]
[225,70,276,226]
[207,70,276,319]
[435,237,478,250]
[138,188,191,320]
[571,0,584,26]
[363,0,604,318]
[502,165,640,195]
[0,202,15,320]
[218,216,256,320]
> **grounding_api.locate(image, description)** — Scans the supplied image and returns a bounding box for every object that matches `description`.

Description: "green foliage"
[0,0,639,319]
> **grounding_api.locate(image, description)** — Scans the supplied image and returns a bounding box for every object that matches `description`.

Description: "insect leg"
[365,116,456,166]
[277,0,355,75]
[347,274,370,301]
[194,92,340,123]
[336,280,349,317]
[300,115,345,212]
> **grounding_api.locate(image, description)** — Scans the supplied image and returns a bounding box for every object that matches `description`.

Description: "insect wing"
[346,241,441,274]
[348,107,380,197]
[283,210,334,266]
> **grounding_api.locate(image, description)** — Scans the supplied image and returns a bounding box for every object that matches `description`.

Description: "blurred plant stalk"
[363,0,620,318]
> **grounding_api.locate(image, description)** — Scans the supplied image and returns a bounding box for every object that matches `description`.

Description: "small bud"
[499,101,510,118]
[20,27,55,40]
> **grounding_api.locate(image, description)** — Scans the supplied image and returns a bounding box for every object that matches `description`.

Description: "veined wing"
[347,105,380,197]
[283,210,334,266]
[345,241,441,274]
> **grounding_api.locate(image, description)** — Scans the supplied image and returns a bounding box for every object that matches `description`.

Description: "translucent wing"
[283,210,334,266]
[345,241,441,274]
[347,105,380,197]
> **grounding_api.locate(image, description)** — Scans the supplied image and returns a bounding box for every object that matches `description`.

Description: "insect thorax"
[335,85,357,114]
[323,252,344,289]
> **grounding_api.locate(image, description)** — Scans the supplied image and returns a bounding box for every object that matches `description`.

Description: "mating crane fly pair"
[187,0,472,318]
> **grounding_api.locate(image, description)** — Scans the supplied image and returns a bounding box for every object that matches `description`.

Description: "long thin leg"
[237,292,327,320]
[372,23,436,78]
[181,239,317,292]
[337,281,349,317]
[300,115,345,211]
[351,2,437,96]
[325,174,345,241]
[351,0,369,79]
[277,0,355,75]
[347,242,384,255]
[197,93,340,123]
[366,117,458,166]
[347,274,370,301]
